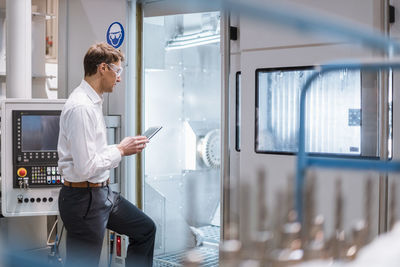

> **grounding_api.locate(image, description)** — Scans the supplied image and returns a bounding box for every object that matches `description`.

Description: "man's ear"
[98,63,106,75]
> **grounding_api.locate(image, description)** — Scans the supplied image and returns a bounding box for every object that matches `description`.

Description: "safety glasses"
[106,63,123,77]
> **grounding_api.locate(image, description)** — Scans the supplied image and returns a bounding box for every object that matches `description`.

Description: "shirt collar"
[80,79,104,105]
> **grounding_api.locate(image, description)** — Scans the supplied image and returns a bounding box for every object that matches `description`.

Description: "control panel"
[13,110,62,189]
[15,166,63,188]
[1,99,65,217]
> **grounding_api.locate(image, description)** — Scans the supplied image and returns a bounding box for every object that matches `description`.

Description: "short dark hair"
[83,42,125,77]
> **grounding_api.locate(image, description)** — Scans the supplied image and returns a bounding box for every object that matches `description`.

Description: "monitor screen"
[21,115,60,152]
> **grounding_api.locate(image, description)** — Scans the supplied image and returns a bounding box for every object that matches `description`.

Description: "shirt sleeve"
[64,105,122,179]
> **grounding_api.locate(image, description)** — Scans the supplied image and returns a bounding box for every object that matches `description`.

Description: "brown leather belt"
[63,179,110,188]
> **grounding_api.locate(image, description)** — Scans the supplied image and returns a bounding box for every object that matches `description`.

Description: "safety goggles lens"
[108,63,123,77]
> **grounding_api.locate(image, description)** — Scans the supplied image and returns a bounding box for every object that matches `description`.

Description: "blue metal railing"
[296,61,400,221]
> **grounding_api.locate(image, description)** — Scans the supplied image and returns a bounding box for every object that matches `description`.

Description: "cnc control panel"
[13,110,62,189]
[1,99,66,217]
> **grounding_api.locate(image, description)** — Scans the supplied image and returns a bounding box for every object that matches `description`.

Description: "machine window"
[143,11,221,264]
[255,66,365,156]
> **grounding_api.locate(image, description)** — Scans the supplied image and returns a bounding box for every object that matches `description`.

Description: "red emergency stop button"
[17,168,27,177]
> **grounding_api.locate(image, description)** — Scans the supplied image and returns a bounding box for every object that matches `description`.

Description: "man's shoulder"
[65,87,95,108]
[62,88,96,116]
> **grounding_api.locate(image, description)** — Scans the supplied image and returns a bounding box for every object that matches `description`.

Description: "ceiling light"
[165,30,220,51]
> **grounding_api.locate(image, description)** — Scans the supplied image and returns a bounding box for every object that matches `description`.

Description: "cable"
[46,219,58,246]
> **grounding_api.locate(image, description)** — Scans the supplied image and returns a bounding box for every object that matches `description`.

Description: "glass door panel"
[143,11,221,266]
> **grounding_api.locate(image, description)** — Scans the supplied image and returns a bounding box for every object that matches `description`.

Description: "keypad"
[30,166,62,185]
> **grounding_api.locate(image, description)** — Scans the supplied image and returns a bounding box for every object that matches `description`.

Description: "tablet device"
[143,126,162,140]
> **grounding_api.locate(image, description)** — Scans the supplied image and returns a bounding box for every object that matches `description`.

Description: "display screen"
[21,115,60,152]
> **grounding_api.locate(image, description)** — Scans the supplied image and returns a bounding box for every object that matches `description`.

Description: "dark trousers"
[58,185,156,267]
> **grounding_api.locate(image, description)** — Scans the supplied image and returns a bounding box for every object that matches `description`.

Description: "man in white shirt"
[58,43,156,267]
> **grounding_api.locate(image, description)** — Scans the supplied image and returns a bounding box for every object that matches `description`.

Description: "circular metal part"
[198,129,220,168]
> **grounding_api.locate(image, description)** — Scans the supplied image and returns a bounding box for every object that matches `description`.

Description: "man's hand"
[117,136,149,156]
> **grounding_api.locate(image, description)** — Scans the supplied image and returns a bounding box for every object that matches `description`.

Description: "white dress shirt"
[58,80,121,183]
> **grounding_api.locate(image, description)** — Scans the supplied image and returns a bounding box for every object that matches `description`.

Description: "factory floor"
[154,225,220,267]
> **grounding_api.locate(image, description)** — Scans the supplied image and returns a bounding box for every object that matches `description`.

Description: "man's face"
[101,60,122,93]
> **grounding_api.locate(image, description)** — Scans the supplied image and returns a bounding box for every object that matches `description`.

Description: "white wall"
[60,0,127,99]
[240,0,382,51]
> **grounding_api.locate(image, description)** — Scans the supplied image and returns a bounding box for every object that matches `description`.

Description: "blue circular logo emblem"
[107,22,124,48]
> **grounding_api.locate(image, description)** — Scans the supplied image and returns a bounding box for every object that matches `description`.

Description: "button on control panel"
[17,195,55,204]
[17,167,27,177]
[14,165,63,188]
